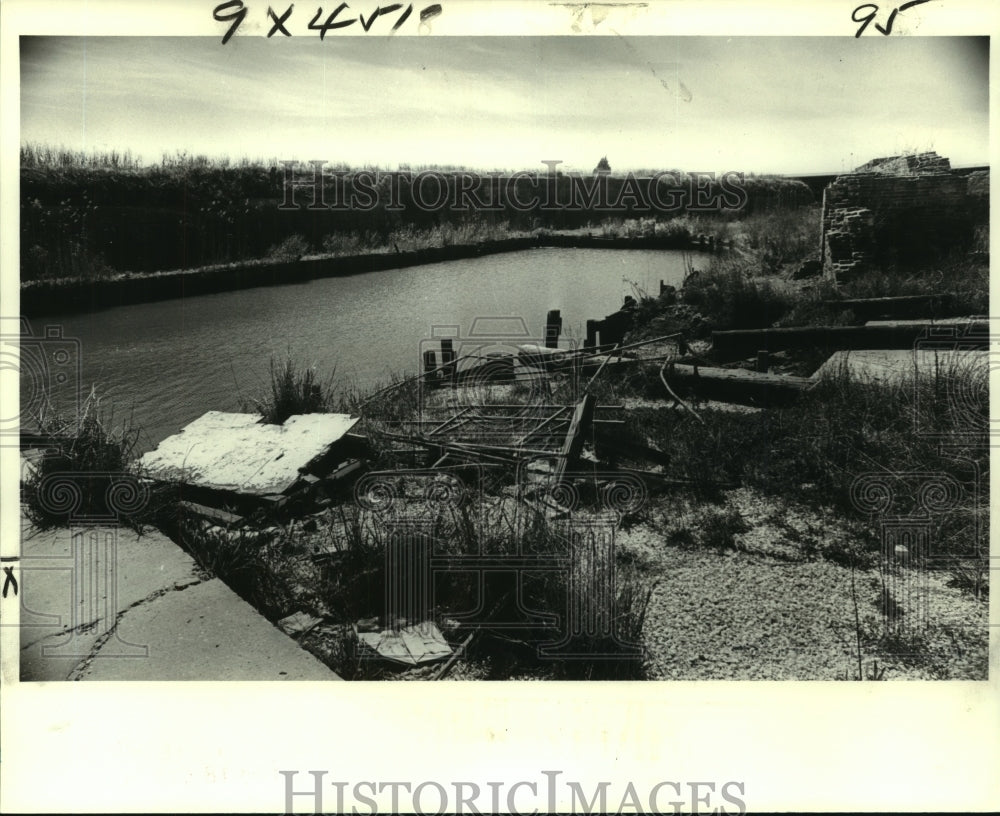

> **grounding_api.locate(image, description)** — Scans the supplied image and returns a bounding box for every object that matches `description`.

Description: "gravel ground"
[619,489,989,681]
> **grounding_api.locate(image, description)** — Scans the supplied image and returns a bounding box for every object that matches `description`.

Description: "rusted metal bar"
[582,342,620,393]
[516,407,571,446]
[425,406,473,436]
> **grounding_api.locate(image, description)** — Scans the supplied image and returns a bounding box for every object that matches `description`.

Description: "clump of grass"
[678,259,794,332]
[177,520,296,620]
[838,257,988,316]
[244,354,336,424]
[547,564,655,680]
[696,505,749,552]
[734,205,821,273]
[510,507,656,679]
[21,389,145,529]
[266,233,310,262]
[304,484,656,678]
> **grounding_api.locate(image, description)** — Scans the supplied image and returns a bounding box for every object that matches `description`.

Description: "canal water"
[23,247,700,450]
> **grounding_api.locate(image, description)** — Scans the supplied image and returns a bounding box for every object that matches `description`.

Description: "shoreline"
[20,231,727,318]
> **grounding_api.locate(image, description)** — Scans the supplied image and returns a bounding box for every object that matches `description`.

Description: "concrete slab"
[18,515,341,681]
[19,519,202,681]
[82,578,340,681]
[139,411,358,495]
[864,317,985,327]
[814,348,987,385]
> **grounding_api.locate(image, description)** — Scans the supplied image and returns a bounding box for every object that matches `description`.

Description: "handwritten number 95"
[852,0,934,38]
[213,1,442,43]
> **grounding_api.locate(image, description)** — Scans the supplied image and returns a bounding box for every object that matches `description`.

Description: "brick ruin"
[821,152,989,282]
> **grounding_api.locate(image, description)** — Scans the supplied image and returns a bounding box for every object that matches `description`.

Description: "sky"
[19,35,990,175]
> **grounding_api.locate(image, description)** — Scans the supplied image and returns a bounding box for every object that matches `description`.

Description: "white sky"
[20,35,989,174]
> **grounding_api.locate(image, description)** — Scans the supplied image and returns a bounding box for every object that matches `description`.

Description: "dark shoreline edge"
[21,232,723,318]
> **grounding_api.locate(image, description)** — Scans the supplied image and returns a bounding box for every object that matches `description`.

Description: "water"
[23,248,697,450]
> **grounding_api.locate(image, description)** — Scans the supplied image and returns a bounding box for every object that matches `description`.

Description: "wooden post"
[756,350,769,373]
[553,394,595,485]
[545,309,562,349]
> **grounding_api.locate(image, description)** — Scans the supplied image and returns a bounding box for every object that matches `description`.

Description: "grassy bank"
[21,143,813,281]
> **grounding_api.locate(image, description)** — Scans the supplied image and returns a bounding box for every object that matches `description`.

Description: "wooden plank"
[553,394,595,484]
[665,364,814,406]
[822,294,952,319]
[668,365,814,388]
[712,322,989,361]
[327,459,363,481]
[178,500,245,527]
[259,494,290,511]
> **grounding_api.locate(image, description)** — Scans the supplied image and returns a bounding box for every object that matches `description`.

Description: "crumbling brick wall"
[821,152,987,282]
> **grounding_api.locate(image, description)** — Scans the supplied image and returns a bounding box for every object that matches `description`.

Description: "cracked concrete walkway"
[18,516,340,681]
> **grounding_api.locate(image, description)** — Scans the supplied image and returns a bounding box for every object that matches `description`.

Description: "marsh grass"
[680,259,795,331]
[837,257,989,317]
[243,354,336,425]
[630,359,987,568]
[20,389,146,529]
[177,519,296,619]
[310,489,656,678]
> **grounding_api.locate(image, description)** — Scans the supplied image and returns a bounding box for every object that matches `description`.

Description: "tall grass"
[243,355,336,424]
[838,257,989,316]
[630,359,987,566]
[21,141,817,280]
[20,389,147,529]
[175,475,656,678]
[320,219,530,256]
[679,259,795,331]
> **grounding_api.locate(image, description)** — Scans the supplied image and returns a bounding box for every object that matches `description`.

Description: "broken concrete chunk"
[815,349,987,386]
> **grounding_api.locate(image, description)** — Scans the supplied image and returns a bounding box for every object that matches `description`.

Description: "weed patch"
[243,353,336,424]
